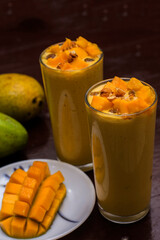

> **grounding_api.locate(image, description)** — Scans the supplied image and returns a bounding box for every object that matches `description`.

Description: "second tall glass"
[85,78,157,223]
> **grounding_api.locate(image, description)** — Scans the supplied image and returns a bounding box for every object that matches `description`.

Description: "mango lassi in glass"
[85,76,157,223]
[40,37,103,171]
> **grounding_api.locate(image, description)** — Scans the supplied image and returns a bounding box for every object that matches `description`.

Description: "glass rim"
[39,42,103,72]
[85,77,158,118]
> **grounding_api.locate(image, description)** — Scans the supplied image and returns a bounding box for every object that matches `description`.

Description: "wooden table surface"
[0,0,160,239]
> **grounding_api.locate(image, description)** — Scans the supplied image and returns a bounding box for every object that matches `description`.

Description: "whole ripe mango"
[0,73,45,122]
[0,112,28,158]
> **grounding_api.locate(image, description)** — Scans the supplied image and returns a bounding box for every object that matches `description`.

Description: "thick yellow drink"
[40,37,103,171]
[85,77,157,223]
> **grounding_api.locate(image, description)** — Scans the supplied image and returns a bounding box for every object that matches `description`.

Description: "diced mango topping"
[0,161,66,238]
[42,36,102,70]
[89,76,155,114]
[91,96,113,112]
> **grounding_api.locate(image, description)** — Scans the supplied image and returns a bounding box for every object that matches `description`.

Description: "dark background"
[0,0,160,239]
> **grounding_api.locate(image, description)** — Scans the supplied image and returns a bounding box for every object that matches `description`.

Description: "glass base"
[57,158,93,172]
[98,204,149,224]
[77,162,93,172]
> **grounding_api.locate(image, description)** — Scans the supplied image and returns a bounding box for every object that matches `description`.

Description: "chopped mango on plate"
[0,161,66,238]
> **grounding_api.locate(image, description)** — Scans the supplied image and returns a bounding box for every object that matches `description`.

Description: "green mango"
[0,112,28,158]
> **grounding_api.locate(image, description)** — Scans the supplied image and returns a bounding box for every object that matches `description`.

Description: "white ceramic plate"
[0,159,96,240]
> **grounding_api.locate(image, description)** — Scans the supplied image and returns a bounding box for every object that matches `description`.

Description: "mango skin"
[0,112,28,158]
[0,73,45,122]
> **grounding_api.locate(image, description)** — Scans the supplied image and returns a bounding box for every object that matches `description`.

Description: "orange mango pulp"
[90,76,155,114]
[0,161,66,238]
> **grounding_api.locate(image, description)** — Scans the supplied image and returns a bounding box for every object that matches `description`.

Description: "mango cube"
[0,217,13,235]
[42,175,60,191]
[112,99,129,114]
[35,187,55,211]
[5,182,22,195]
[55,184,66,200]
[23,176,38,190]
[10,169,27,184]
[3,194,18,204]
[37,225,46,237]
[13,200,30,217]
[112,76,128,91]
[86,43,102,57]
[41,214,52,229]
[127,98,149,114]
[33,161,51,179]
[11,217,26,238]
[27,166,43,184]
[76,36,89,48]
[127,77,144,91]
[0,202,15,219]
[136,86,155,105]
[70,57,88,70]
[91,95,113,111]
[29,205,46,222]
[19,186,35,205]
[52,171,65,183]
[47,198,60,217]
[24,219,39,238]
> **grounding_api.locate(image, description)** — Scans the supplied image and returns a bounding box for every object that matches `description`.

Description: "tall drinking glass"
[40,41,103,171]
[85,78,157,223]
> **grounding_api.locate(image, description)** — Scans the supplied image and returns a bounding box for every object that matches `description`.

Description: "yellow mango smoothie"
[85,76,157,223]
[40,37,103,171]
